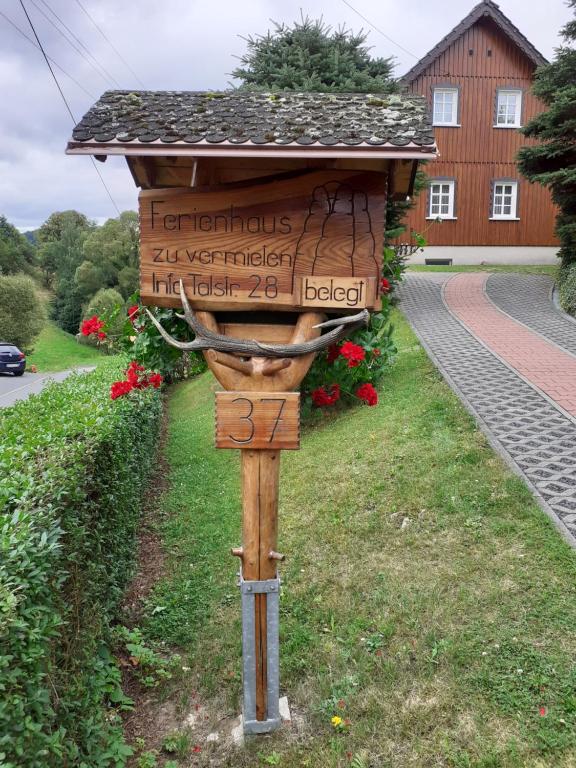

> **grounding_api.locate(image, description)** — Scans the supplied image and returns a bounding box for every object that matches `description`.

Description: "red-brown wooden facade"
[402,6,558,247]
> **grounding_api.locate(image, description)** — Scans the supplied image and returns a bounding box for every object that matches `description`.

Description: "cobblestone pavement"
[485,273,576,356]
[399,272,576,546]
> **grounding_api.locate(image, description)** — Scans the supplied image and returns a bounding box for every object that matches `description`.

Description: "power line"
[18,0,121,216]
[35,0,122,88]
[27,0,119,88]
[73,0,146,88]
[0,10,96,98]
[341,0,419,60]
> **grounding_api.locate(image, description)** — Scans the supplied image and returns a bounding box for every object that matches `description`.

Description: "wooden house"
[401,0,558,263]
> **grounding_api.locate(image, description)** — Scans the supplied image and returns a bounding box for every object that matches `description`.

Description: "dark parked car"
[0,342,26,376]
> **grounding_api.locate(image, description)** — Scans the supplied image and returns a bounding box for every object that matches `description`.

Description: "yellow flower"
[331,716,343,727]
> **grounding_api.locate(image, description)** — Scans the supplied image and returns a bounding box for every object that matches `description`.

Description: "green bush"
[0,360,162,767]
[0,273,46,352]
[558,262,576,316]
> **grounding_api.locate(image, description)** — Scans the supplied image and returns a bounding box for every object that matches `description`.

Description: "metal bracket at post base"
[239,574,281,735]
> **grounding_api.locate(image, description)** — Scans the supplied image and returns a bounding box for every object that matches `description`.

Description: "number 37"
[215,392,300,450]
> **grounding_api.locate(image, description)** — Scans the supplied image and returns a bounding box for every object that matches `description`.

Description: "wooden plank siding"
[403,18,557,247]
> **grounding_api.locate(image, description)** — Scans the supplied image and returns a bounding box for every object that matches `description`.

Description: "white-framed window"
[432,87,459,126]
[495,89,522,127]
[428,180,456,219]
[491,180,519,219]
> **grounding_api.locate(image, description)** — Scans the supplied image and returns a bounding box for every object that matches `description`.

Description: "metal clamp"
[239,573,281,735]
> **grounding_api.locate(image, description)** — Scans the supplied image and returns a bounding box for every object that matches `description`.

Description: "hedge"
[0,359,163,767]
[558,262,576,317]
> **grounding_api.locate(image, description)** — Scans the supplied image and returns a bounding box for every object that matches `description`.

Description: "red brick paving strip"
[443,273,576,419]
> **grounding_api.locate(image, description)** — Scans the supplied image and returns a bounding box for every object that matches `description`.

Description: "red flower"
[97,331,107,341]
[81,315,105,337]
[148,373,163,388]
[356,382,378,406]
[380,277,391,294]
[126,361,146,387]
[127,304,140,324]
[110,380,133,400]
[192,745,202,753]
[311,383,340,407]
[539,706,547,717]
[340,341,365,368]
[326,344,340,364]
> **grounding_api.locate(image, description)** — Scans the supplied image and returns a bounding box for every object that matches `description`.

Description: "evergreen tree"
[518,1,576,271]
[232,16,396,93]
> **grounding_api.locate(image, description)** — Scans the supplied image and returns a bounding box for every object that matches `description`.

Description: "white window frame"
[427,179,456,220]
[490,180,519,220]
[432,87,459,127]
[494,89,523,128]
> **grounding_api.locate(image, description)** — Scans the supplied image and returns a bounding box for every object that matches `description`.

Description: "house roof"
[403,0,548,83]
[65,90,437,159]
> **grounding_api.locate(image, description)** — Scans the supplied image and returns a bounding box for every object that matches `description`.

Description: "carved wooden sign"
[215,391,300,450]
[139,170,386,313]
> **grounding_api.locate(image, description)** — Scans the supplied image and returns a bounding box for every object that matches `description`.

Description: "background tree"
[232,16,396,92]
[0,274,46,351]
[518,1,576,311]
[81,211,140,299]
[37,210,140,333]
[0,216,37,276]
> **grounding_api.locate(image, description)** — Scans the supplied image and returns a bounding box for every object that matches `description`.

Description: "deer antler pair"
[145,280,369,358]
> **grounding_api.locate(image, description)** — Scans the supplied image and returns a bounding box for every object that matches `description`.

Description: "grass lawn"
[408,264,558,276]
[128,308,576,768]
[28,322,107,372]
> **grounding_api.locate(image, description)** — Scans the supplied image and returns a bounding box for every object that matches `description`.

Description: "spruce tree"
[232,16,396,93]
[518,1,576,277]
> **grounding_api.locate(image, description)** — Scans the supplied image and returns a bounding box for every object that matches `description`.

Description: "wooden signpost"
[139,168,386,729]
[66,87,436,737]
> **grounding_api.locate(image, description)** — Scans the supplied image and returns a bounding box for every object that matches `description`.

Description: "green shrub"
[0,360,162,767]
[558,262,576,316]
[0,273,46,352]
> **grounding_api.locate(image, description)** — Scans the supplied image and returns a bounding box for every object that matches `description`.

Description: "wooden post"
[205,310,322,725]
[241,449,280,720]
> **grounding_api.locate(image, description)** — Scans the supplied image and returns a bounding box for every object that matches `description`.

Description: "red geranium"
[81,315,106,338]
[356,382,378,406]
[380,277,391,294]
[110,362,163,400]
[127,360,146,388]
[311,383,340,407]
[127,305,140,325]
[339,341,365,368]
[110,380,134,400]
[148,373,163,388]
[326,344,340,364]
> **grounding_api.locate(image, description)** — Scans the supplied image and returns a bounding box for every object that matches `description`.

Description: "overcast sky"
[0,0,572,231]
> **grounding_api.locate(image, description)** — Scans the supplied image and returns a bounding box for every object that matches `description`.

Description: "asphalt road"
[0,368,95,408]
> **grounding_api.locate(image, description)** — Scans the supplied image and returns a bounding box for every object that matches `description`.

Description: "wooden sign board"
[139,170,386,313]
[215,392,300,450]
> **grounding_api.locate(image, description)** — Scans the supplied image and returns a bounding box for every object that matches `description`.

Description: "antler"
[145,280,368,358]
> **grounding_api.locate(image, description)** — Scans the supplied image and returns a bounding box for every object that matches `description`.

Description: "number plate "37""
[215,392,300,450]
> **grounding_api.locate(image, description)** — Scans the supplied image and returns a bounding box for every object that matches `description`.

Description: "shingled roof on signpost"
[66,90,437,159]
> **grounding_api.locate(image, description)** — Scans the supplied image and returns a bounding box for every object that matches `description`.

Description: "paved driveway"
[399,272,576,547]
[0,368,95,408]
